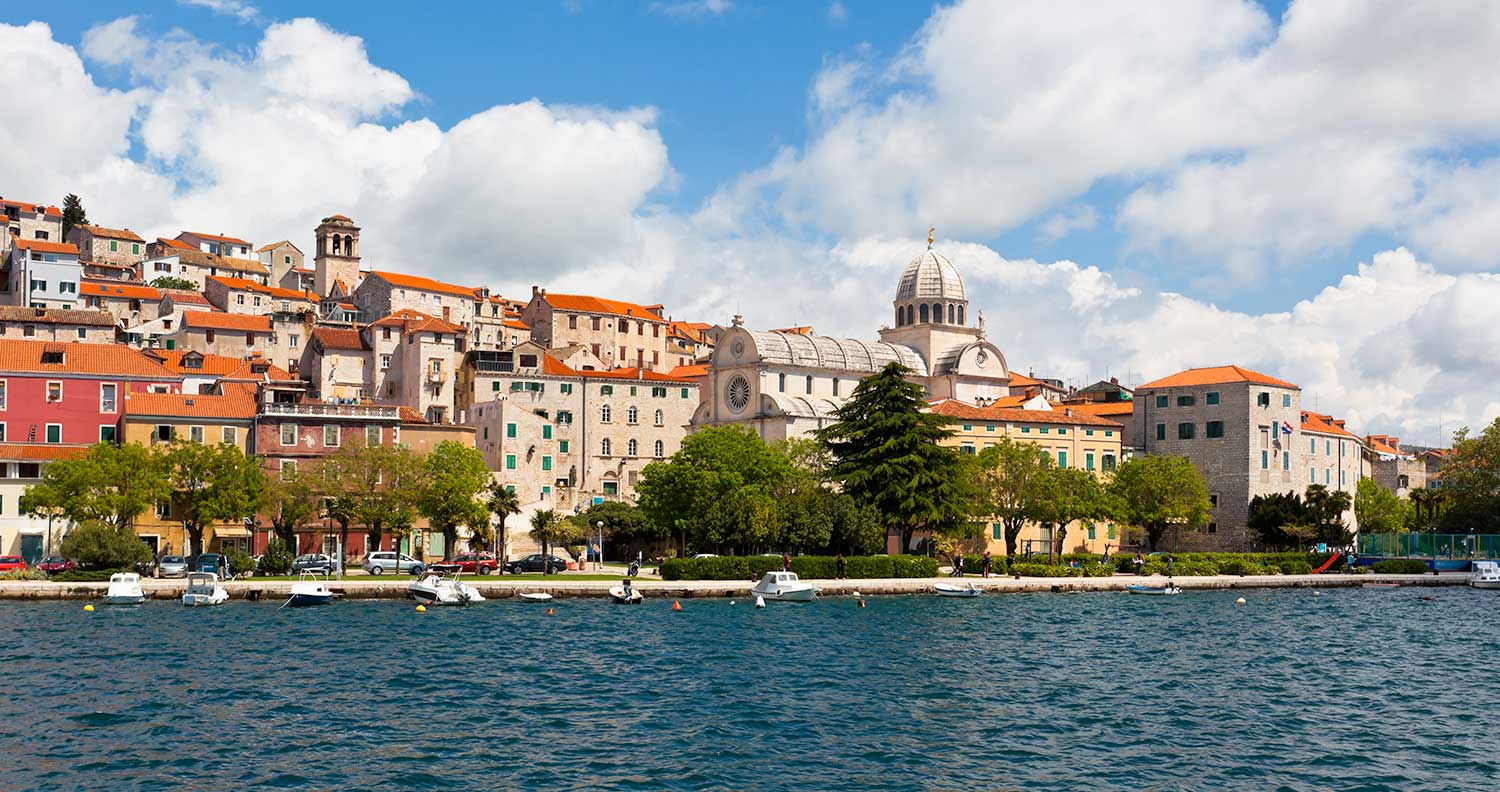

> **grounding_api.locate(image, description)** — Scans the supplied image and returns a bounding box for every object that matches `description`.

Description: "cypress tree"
[61,193,88,240]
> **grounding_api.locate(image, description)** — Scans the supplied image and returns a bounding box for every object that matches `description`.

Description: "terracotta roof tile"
[1300,411,1358,439]
[206,275,315,301]
[369,270,477,299]
[370,308,465,335]
[122,385,257,419]
[667,364,709,378]
[313,327,369,351]
[1064,401,1134,417]
[502,318,529,330]
[155,237,194,250]
[182,231,251,246]
[0,443,88,460]
[928,399,1124,428]
[148,349,293,381]
[255,240,301,254]
[78,224,145,243]
[1138,365,1299,390]
[0,199,62,217]
[82,280,161,300]
[159,289,212,307]
[180,311,272,333]
[12,238,78,255]
[0,339,176,378]
[0,305,115,327]
[541,292,666,321]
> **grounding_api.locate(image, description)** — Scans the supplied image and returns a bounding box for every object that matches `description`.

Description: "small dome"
[895,249,965,303]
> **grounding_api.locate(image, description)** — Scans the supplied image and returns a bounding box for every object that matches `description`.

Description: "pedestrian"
[782,552,791,572]
[1166,554,1175,577]
[981,550,992,578]
[835,553,846,579]
[1133,553,1145,575]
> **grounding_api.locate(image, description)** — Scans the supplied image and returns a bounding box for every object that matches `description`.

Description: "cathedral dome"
[895,249,965,303]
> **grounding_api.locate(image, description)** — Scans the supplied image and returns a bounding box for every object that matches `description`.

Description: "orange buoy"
[672,600,682,611]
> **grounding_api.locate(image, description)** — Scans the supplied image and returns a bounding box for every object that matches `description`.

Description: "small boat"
[1469,561,1500,590]
[750,571,820,603]
[409,571,485,606]
[934,582,981,598]
[181,572,229,607]
[608,585,643,604]
[102,572,145,605]
[285,572,334,607]
[517,592,553,603]
[1125,584,1181,596]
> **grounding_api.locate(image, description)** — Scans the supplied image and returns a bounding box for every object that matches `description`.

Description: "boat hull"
[287,593,332,607]
[607,587,642,604]
[101,594,144,605]
[1125,585,1180,596]
[750,586,818,602]
[518,592,553,603]
[1470,580,1500,590]
[182,593,228,606]
[934,585,980,598]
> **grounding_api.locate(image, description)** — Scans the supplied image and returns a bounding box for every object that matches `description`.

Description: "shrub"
[259,538,293,575]
[52,570,119,582]
[660,554,937,581]
[1141,558,1220,576]
[1372,559,1429,574]
[0,568,48,581]
[1060,552,1104,566]
[224,547,254,579]
[961,555,1009,576]
[1116,555,1141,573]
[1219,559,1266,576]
[1010,562,1083,578]
[60,521,151,572]
[1278,559,1313,575]
[1082,562,1115,578]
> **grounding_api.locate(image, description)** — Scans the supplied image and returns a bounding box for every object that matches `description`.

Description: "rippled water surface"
[2,587,1498,791]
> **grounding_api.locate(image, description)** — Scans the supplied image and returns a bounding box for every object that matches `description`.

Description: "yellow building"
[931,399,1126,556]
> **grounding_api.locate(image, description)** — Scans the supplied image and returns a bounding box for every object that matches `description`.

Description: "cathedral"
[692,235,1014,441]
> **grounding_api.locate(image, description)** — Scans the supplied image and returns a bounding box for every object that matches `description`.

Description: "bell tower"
[313,214,361,297]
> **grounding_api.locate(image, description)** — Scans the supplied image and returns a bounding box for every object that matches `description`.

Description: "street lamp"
[596,520,605,572]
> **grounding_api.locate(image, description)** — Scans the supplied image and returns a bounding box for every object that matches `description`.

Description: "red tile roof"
[1138,365,1298,390]
[369,270,477,299]
[542,355,580,376]
[370,308,465,335]
[1367,435,1405,456]
[206,275,314,301]
[181,231,251,246]
[667,363,709,378]
[12,238,78,255]
[255,240,300,253]
[180,311,272,333]
[1065,401,1133,417]
[312,327,369,351]
[1301,411,1358,439]
[0,339,177,377]
[122,385,257,419]
[155,237,194,250]
[502,318,530,330]
[159,289,211,307]
[0,198,62,217]
[78,224,145,242]
[538,355,696,383]
[0,443,88,460]
[148,349,294,381]
[0,305,115,327]
[928,399,1124,428]
[542,292,666,321]
[82,280,161,300]
[773,325,813,335]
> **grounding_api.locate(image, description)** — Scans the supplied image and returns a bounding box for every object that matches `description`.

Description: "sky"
[3,0,1500,446]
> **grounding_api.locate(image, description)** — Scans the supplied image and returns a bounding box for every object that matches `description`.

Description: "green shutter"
[506,423,516,438]
[505,455,516,470]
[542,456,552,471]
[109,240,118,252]
[681,388,689,398]
[559,440,569,453]
[1058,451,1067,468]
[542,425,552,440]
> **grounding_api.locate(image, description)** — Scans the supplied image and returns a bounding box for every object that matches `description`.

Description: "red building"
[0,339,180,445]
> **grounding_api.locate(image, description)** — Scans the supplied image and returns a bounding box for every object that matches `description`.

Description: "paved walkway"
[0,572,1468,600]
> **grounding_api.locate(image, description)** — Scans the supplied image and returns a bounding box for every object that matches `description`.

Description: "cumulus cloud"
[649,0,733,18]
[1038,205,1098,243]
[179,0,260,23]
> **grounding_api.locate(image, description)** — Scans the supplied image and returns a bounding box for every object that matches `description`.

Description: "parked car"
[35,556,75,576]
[429,552,498,576]
[0,555,28,572]
[360,552,424,576]
[291,554,338,574]
[503,554,569,574]
[193,553,227,576]
[157,555,190,579]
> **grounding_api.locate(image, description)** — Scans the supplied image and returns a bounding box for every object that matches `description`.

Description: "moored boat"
[934,582,980,598]
[181,572,229,606]
[608,584,643,604]
[750,571,819,602]
[102,572,145,605]
[409,571,485,606]
[1125,584,1181,596]
[1470,561,1500,590]
[286,572,334,607]
[517,592,553,603]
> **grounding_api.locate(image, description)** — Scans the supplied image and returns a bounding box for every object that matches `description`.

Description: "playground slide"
[1311,552,1342,575]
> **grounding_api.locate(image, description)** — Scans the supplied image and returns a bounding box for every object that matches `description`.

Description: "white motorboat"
[1470,561,1500,590]
[409,572,485,606]
[1126,584,1181,596]
[934,582,981,598]
[750,571,820,603]
[102,572,145,605]
[285,572,334,607]
[517,592,553,603]
[608,584,643,604]
[181,572,229,606]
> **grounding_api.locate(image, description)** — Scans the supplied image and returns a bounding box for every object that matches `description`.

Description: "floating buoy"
[83,604,94,612]
[858,599,866,608]
[546,607,555,615]
[1423,595,1435,602]
[672,600,682,611]
[1313,591,1324,597]
[1235,597,1246,604]
[415,604,426,613]
[754,595,765,609]
[851,591,861,598]
[729,600,736,606]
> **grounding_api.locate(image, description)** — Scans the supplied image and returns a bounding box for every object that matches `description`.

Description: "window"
[245,332,254,346]
[601,438,612,456]
[1087,525,1096,540]
[654,440,664,457]
[1283,452,1291,471]
[290,334,299,349]
[1206,391,1220,405]
[557,411,573,424]
[601,404,612,423]
[280,461,296,482]
[542,456,552,471]
[832,378,840,397]
[1085,452,1095,471]
[1155,423,1166,441]
[1205,420,1224,438]
[806,375,813,394]
[1309,437,1316,454]
[506,423,517,438]
[1057,451,1068,468]
[221,427,236,445]
[600,385,614,396]
[1257,392,1270,407]
[1021,427,1031,434]
[280,423,297,445]
[963,423,973,432]
[1177,395,1195,407]
[681,388,690,399]
[0,381,7,409]
[1155,395,1168,408]
[45,424,61,443]
[651,386,667,398]
[76,328,86,340]
[627,439,638,456]
[29,279,45,292]
[189,425,204,443]
[1261,450,1269,470]
[100,383,117,413]
[1325,439,1331,455]
[505,454,517,470]
[236,294,246,306]
[1209,495,1219,508]
[778,373,786,392]
[560,383,573,395]
[627,406,639,425]
[156,501,172,519]
[99,425,116,442]
[1309,466,1316,483]
[1325,467,1331,484]
[155,425,173,443]
[46,381,62,402]
[366,426,382,446]
[987,424,996,432]
[323,425,340,447]
[206,330,217,344]
[1039,428,1049,435]
[559,440,570,453]
[380,355,391,370]
[1207,523,1217,534]
[1282,394,1292,407]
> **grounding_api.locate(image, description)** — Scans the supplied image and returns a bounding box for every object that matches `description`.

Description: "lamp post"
[596,520,605,572]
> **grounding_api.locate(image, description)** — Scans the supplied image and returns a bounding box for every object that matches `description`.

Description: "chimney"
[531,285,540,299]
[1110,376,1118,385]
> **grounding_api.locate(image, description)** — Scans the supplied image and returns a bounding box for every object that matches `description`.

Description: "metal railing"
[259,402,400,419]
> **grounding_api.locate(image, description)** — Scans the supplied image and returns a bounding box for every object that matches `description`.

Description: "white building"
[3,239,82,309]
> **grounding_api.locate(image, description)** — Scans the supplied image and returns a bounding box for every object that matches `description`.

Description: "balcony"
[259,402,401,420]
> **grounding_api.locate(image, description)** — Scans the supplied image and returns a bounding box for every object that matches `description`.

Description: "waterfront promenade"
[0,572,1466,600]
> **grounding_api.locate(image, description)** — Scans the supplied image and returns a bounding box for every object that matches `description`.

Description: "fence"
[1358,532,1500,559]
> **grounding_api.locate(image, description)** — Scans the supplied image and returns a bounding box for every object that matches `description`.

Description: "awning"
[212,525,250,538]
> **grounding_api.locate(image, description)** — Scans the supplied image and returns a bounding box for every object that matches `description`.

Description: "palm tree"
[529,509,561,575]
[486,482,522,563]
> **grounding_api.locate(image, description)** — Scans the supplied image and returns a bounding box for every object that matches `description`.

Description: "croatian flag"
[1281,420,1294,436]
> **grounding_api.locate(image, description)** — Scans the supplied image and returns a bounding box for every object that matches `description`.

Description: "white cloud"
[1038,205,1098,243]
[827,2,848,24]
[649,0,733,18]
[179,0,260,23]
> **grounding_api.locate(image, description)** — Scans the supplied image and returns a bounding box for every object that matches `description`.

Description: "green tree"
[336,441,422,556]
[973,437,1053,558]
[1109,454,1211,550]
[816,363,970,552]
[484,482,523,561]
[150,275,198,291]
[1248,491,1310,550]
[415,441,491,560]
[577,499,659,561]
[162,441,267,557]
[529,509,578,573]
[1436,419,1500,533]
[259,537,294,575]
[20,442,169,532]
[1354,477,1407,534]
[60,520,150,571]
[1034,465,1116,557]
[826,493,885,555]
[61,193,87,240]
[636,425,794,555]
[264,464,321,549]
[1305,483,1354,546]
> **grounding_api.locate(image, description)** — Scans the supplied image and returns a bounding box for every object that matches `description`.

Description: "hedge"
[1010,562,1083,578]
[51,570,121,582]
[659,554,940,581]
[960,556,1009,576]
[1372,558,1430,574]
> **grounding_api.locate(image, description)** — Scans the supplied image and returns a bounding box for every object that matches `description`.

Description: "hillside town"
[0,195,1443,565]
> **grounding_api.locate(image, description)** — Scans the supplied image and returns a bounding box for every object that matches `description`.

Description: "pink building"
[0,339,180,445]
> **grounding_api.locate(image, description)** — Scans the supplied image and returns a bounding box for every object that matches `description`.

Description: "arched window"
[932,303,944,324]
[919,303,930,323]
[331,235,342,255]
[600,404,612,423]
[957,305,965,325]
[627,406,639,424]
[948,303,955,324]
[654,440,664,457]
[601,438,612,456]
[627,439,639,457]
[654,409,664,426]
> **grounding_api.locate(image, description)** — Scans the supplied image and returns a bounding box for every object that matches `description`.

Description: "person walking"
[953,551,965,578]
[1133,553,1145,575]
[981,550,992,578]
[835,553,846,579]
[782,552,791,573]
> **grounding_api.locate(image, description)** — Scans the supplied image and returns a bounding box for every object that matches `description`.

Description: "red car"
[35,556,75,575]
[428,552,499,575]
[0,556,28,572]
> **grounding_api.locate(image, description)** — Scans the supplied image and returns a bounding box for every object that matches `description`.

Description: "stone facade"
[1,199,63,246]
[176,231,253,259]
[312,216,361,297]
[68,225,146,276]
[1366,435,1426,498]
[354,271,475,329]
[521,288,674,372]
[0,306,115,342]
[257,241,304,288]
[142,243,270,288]
[81,280,161,326]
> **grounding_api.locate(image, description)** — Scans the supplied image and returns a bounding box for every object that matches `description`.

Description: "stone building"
[306,326,371,402]
[160,310,274,358]
[354,270,476,329]
[257,240,304,288]
[176,231,253,259]
[3,239,82,308]
[0,306,115,342]
[693,239,1013,442]
[143,238,271,288]
[204,276,316,316]
[1,197,63,244]
[1366,435,1426,498]
[81,280,161,326]
[312,215,362,297]
[68,224,146,278]
[521,289,675,372]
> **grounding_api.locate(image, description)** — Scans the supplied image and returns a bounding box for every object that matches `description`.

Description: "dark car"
[430,552,499,576]
[35,556,75,576]
[503,554,569,575]
[193,553,228,576]
[291,554,337,574]
[0,555,28,572]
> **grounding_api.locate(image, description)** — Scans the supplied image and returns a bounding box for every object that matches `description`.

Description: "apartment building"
[68,224,146,279]
[3,239,82,308]
[143,238,271,288]
[1,198,63,245]
[0,306,115,342]
[1366,435,1426,498]
[521,288,674,372]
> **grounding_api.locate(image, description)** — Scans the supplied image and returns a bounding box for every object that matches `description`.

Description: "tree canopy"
[1109,454,1211,550]
[20,442,168,532]
[1436,418,1500,533]
[1354,477,1408,534]
[150,276,198,291]
[973,437,1054,557]
[61,193,87,240]
[162,440,266,557]
[415,441,491,559]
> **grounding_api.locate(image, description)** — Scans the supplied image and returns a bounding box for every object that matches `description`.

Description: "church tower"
[313,214,362,297]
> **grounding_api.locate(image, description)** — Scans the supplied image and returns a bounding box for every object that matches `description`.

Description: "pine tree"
[816,362,970,553]
[61,194,88,240]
